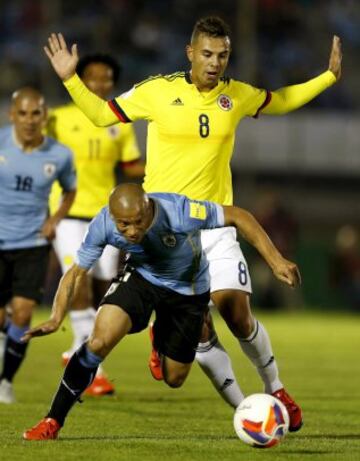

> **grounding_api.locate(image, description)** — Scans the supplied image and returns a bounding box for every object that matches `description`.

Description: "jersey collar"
[185,72,192,85]
[184,71,229,96]
[145,198,159,235]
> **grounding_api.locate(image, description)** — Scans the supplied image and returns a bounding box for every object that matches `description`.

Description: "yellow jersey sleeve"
[109,77,159,122]
[63,73,155,125]
[63,73,118,126]
[263,70,337,115]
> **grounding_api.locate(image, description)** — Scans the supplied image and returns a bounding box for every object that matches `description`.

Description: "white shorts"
[53,219,119,281]
[201,227,252,294]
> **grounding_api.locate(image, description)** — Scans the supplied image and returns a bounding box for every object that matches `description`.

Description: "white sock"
[196,337,244,408]
[69,307,96,353]
[238,319,283,394]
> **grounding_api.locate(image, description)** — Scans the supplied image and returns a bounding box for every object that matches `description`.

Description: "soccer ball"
[233,393,289,448]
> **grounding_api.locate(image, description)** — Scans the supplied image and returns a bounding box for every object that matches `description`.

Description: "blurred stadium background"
[0,0,359,311]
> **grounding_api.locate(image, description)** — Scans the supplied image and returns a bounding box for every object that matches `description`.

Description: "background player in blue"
[22,184,300,440]
[0,87,76,404]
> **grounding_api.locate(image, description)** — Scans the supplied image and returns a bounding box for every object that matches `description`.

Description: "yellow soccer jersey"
[108,72,268,205]
[47,103,141,218]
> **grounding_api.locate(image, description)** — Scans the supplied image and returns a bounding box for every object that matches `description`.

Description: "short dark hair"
[76,54,121,84]
[191,16,231,43]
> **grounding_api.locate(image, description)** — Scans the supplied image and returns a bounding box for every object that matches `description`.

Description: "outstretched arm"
[223,206,301,287]
[262,36,342,115]
[44,33,118,126]
[21,264,87,342]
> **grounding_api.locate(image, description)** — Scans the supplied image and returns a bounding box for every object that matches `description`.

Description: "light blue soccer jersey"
[0,125,76,250]
[77,193,225,295]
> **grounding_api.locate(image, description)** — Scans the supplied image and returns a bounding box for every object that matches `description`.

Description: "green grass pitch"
[1,309,359,460]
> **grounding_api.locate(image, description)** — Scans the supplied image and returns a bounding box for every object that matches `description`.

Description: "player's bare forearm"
[222,206,301,287]
[51,264,87,324]
[21,264,87,342]
[223,207,280,267]
[41,190,76,240]
[52,189,76,223]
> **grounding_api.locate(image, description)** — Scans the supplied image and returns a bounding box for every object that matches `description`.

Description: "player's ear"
[185,44,193,63]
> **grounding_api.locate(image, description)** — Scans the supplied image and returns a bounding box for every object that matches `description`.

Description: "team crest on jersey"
[107,126,120,138]
[161,233,177,248]
[0,156,7,165]
[217,94,233,111]
[43,163,56,178]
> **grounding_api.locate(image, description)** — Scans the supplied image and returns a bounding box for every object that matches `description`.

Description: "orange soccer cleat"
[148,322,163,381]
[272,388,303,432]
[23,417,61,441]
[84,374,115,396]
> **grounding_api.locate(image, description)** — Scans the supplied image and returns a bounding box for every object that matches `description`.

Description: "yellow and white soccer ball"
[233,393,289,448]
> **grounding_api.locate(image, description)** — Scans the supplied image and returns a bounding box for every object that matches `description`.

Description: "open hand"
[44,33,79,81]
[328,35,342,81]
[21,318,61,342]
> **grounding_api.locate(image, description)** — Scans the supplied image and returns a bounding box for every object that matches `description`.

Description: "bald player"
[47,53,144,396]
[0,87,76,404]
[23,184,300,440]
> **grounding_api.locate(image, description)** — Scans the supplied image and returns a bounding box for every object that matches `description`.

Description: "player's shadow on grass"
[60,434,236,442]
[135,396,212,403]
[276,450,337,455]
[59,433,360,444]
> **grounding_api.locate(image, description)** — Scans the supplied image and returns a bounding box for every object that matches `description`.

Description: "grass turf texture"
[0,309,359,460]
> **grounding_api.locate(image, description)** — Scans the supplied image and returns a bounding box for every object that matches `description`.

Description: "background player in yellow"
[47,54,144,396]
[44,16,342,430]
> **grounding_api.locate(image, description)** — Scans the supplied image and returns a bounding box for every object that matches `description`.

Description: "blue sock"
[0,323,29,382]
[47,344,103,426]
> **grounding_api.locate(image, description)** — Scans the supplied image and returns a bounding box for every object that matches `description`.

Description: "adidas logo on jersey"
[171,97,184,106]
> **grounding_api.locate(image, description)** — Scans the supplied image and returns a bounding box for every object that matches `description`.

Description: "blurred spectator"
[0,0,358,109]
[251,190,302,309]
[331,225,360,311]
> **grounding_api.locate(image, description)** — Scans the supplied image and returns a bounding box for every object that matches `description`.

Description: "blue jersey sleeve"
[76,212,107,269]
[181,197,224,232]
[58,148,76,192]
